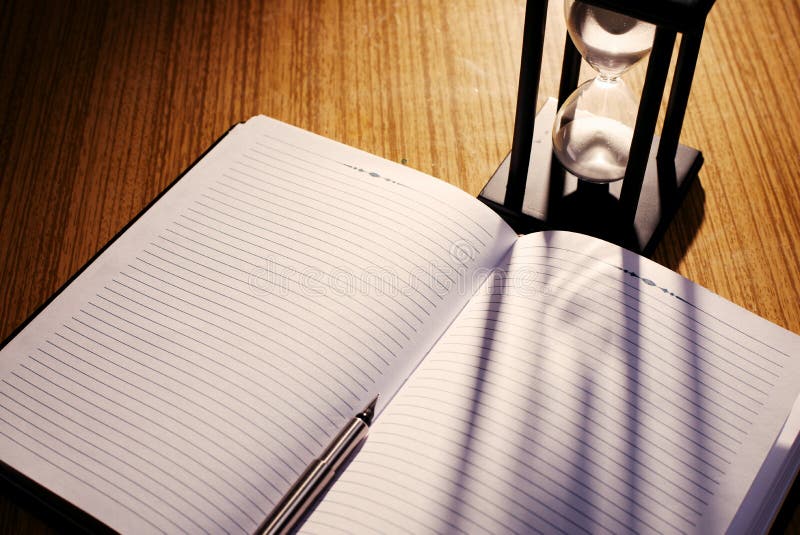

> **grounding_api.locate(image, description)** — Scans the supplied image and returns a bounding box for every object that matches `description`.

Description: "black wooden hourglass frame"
[478,0,717,256]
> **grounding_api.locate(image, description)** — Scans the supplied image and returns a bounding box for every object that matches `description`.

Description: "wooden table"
[1,0,798,532]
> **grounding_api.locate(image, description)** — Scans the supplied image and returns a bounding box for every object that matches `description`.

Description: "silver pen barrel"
[256,396,377,535]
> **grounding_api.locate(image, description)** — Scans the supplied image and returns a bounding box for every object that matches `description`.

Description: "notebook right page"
[301,230,800,534]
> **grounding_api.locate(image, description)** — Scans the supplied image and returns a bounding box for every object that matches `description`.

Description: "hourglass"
[552,1,655,183]
[478,0,716,255]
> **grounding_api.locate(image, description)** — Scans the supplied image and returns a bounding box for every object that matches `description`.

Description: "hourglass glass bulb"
[553,77,639,183]
[552,1,656,183]
[565,0,656,77]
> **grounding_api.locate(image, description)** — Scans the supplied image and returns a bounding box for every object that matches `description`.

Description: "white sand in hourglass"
[553,0,655,183]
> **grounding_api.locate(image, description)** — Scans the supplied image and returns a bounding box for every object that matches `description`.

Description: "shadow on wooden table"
[652,177,706,271]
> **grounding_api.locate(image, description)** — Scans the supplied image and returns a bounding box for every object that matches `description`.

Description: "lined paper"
[301,231,800,535]
[0,116,517,534]
[3,117,797,534]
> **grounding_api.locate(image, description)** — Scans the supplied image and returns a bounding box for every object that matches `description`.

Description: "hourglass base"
[478,98,703,256]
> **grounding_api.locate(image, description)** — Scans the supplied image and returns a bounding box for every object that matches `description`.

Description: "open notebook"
[1,116,798,534]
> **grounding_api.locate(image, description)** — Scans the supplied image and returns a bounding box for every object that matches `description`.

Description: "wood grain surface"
[1,0,798,533]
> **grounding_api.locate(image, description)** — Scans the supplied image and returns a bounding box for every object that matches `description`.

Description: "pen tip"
[359,395,379,424]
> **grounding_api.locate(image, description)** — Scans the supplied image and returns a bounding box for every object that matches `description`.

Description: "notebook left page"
[0,116,517,533]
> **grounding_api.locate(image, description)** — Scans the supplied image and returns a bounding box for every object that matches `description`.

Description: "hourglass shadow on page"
[431,243,723,532]
[437,292,504,531]
[506,250,717,532]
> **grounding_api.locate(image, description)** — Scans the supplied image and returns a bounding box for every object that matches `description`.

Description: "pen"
[256,395,379,535]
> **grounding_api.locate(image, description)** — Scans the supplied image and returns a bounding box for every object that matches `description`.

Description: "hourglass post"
[478,0,717,256]
[505,0,549,212]
[549,33,583,213]
[655,27,705,212]
[658,27,704,165]
[618,26,676,228]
